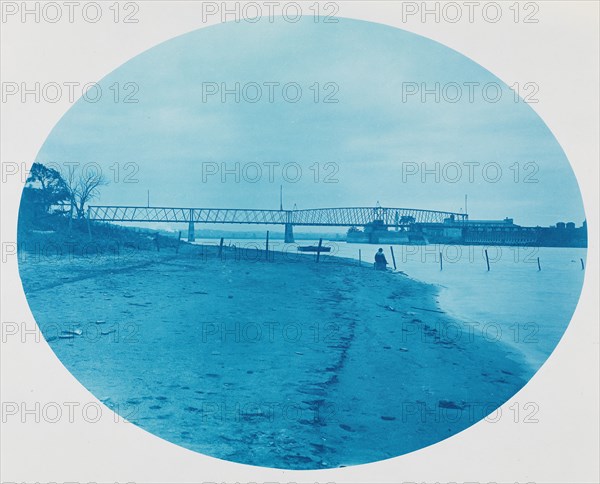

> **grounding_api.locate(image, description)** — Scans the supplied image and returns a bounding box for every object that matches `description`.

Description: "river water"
[193,238,587,374]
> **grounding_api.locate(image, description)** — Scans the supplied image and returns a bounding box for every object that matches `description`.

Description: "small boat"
[297,245,331,253]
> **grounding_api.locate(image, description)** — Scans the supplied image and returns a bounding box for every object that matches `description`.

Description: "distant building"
[347,217,587,248]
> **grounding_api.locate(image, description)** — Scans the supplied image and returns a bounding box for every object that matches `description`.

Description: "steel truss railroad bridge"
[87,205,468,242]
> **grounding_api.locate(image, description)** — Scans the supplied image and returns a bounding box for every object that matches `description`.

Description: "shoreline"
[19,242,529,469]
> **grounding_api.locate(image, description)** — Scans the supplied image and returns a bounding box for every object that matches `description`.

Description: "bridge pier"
[284,223,294,243]
[188,221,195,242]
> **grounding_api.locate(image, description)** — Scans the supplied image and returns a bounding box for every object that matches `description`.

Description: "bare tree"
[74,170,108,218]
[61,165,108,219]
[61,165,79,221]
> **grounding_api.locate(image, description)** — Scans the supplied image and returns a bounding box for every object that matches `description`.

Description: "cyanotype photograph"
[12,11,591,473]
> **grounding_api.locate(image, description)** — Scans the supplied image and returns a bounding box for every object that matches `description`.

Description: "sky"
[35,17,586,229]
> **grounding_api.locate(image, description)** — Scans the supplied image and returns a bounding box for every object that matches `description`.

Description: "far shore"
[19,241,528,469]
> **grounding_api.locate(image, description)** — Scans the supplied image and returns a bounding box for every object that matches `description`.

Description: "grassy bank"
[18,214,186,258]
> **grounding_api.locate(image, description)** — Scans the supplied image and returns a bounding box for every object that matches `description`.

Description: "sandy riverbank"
[19,243,528,469]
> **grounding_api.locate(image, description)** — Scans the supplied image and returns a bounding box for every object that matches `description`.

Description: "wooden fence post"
[389,246,397,270]
[265,231,269,261]
[316,238,323,263]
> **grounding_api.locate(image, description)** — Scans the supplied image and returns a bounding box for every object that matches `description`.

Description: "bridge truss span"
[87,206,289,225]
[88,205,466,242]
[291,207,466,227]
[87,205,466,227]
